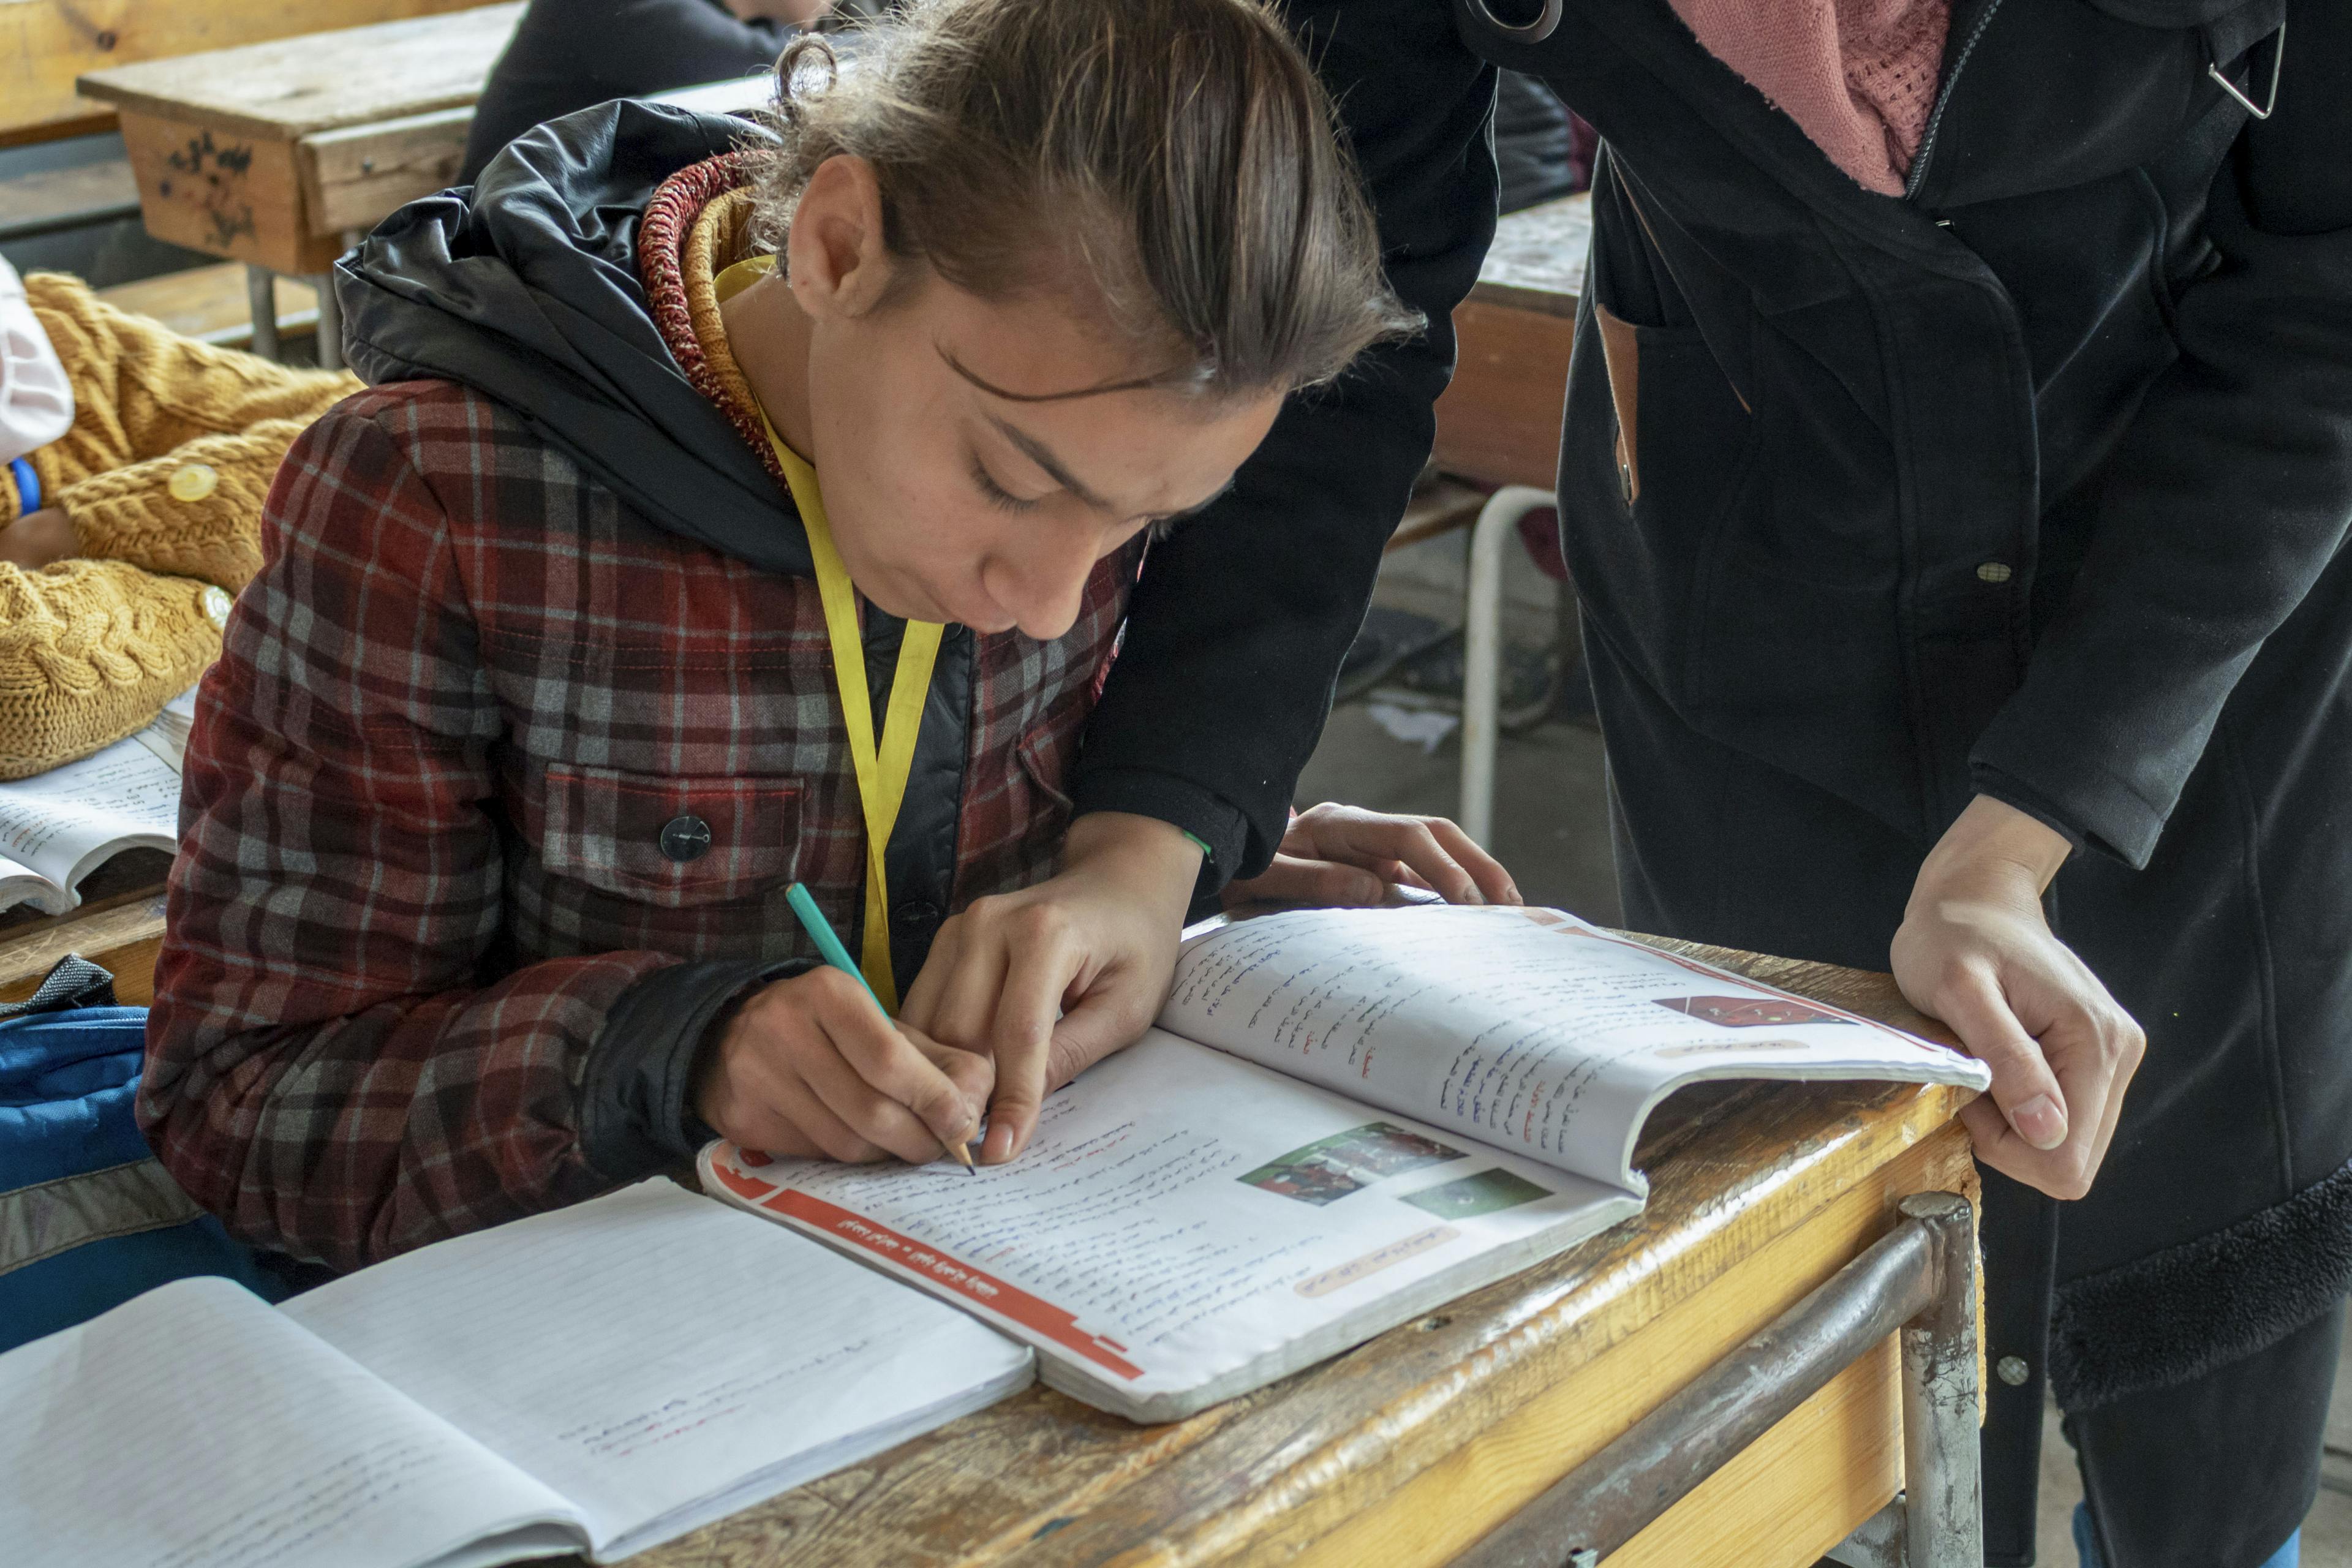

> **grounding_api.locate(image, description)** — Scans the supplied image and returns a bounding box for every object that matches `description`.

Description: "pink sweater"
[1669,0,1952,195]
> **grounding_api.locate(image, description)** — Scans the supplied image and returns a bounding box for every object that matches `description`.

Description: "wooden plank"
[96,263,320,348]
[0,0,494,148]
[1431,300,1574,492]
[0,157,140,241]
[293,58,777,241]
[74,4,523,143]
[1386,478,1487,554]
[115,110,343,274]
[0,888,169,1007]
[299,107,472,238]
[1610,1338,1901,1568]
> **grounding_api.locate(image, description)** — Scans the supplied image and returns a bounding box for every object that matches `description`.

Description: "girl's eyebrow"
[982,410,1116,514]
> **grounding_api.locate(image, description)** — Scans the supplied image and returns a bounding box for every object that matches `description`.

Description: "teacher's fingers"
[1929,963,2070,1155]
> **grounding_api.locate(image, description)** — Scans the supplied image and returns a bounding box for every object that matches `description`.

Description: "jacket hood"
[335,99,812,575]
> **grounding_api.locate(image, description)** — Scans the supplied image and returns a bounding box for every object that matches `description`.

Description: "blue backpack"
[0,956,281,1353]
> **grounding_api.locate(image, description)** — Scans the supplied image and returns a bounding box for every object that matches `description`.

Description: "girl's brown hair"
[743,0,1419,401]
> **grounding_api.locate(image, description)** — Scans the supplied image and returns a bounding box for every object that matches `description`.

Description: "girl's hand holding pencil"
[691,953,991,1170]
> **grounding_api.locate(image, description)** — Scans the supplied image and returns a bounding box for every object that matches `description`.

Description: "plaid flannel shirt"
[141,380,1134,1270]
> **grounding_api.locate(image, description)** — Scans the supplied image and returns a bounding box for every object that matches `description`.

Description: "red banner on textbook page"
[706,1162,1144,1381]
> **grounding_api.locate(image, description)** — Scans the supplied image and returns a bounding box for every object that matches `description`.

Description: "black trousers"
[2065,1298,2342,1568]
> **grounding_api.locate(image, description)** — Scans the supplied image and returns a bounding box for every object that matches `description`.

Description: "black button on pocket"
[660,814,713,863]
[892,900,940,930]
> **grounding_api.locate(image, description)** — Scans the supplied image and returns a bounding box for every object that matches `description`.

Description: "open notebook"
[0,1181,1031,1568]
[704,903,1989,1421]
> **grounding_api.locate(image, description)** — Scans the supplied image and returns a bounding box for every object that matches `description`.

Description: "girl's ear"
[786,155,898,320]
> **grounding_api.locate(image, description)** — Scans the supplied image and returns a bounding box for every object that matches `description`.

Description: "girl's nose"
[1001,540,1097,642]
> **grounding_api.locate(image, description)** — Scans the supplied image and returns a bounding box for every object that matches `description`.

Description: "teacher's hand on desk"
[693,964,993,1164]
[1892,794,2147,1200]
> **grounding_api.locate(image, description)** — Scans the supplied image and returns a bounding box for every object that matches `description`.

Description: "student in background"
[143,0,1511,1274]
[458,0,843,183]
[0,258,353,777]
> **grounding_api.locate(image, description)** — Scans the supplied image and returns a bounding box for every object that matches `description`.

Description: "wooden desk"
[73,4,521,281]
[1431,194,1590,492]
[73,33,782,369]
[614,941,1976,1568]
[1,0,490,148]
[0,871,1973,1559]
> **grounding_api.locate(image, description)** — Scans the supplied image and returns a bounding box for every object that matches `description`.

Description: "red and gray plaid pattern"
[141,381,1134,1268]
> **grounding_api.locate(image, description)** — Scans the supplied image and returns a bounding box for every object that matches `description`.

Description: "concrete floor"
[1298,535,2352,1566]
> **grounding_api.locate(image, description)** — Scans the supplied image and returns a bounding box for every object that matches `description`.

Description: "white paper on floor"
[1364,701,1460,755]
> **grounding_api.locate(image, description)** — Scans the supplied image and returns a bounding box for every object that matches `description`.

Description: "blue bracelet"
[7,458,37,516]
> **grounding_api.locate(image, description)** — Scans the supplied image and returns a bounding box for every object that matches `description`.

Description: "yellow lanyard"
[718,257,943,1011]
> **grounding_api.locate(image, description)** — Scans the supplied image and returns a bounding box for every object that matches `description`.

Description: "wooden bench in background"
[95,263,321,351]
[0,0,494,149]
[67,4,525,366]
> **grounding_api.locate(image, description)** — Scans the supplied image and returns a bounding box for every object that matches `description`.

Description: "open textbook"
[0,1181,1032,1568]
[0,687,194,914]
[704,904,1991,1422]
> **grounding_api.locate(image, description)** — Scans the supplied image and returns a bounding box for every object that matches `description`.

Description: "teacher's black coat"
[1114,0,2348,1557]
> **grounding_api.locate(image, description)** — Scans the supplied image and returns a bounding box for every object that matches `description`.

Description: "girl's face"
[729,157,1284,641]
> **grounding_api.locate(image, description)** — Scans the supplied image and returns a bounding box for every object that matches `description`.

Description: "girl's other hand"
[693,964,991,1164]
[1891,794,2146,1200]
[900,812,1200,1167]
[1221,802,1521,910]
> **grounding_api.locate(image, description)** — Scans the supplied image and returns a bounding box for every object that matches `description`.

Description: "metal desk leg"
[245,265,281,363]
[1460,485,1554,847]
[1898,1193,1982,1568]
[1449,1191,1981,1568]
[312,273,342,372]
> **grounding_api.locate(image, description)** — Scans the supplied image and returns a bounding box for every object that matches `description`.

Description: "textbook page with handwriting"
[0,1181,1032,1568]
[702,904,1988,1422]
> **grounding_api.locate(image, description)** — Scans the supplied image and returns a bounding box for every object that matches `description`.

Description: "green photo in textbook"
[1403,1169,1555,1220]
[1238,1121,1469,1206]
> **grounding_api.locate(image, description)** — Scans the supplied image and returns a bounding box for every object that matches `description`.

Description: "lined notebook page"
[0,1276,575,1568]
[285,1180,1034,1556]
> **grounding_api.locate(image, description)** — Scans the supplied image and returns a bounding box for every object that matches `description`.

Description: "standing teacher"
[1131,2,2344,1564]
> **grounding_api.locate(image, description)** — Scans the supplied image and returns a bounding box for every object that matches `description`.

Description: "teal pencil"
[784,881,976,1175]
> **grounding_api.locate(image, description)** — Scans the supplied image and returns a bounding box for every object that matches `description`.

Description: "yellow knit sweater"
[0,272,356,778]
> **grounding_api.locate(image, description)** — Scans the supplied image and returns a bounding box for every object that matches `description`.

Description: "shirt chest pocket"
[522,759,802,908]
